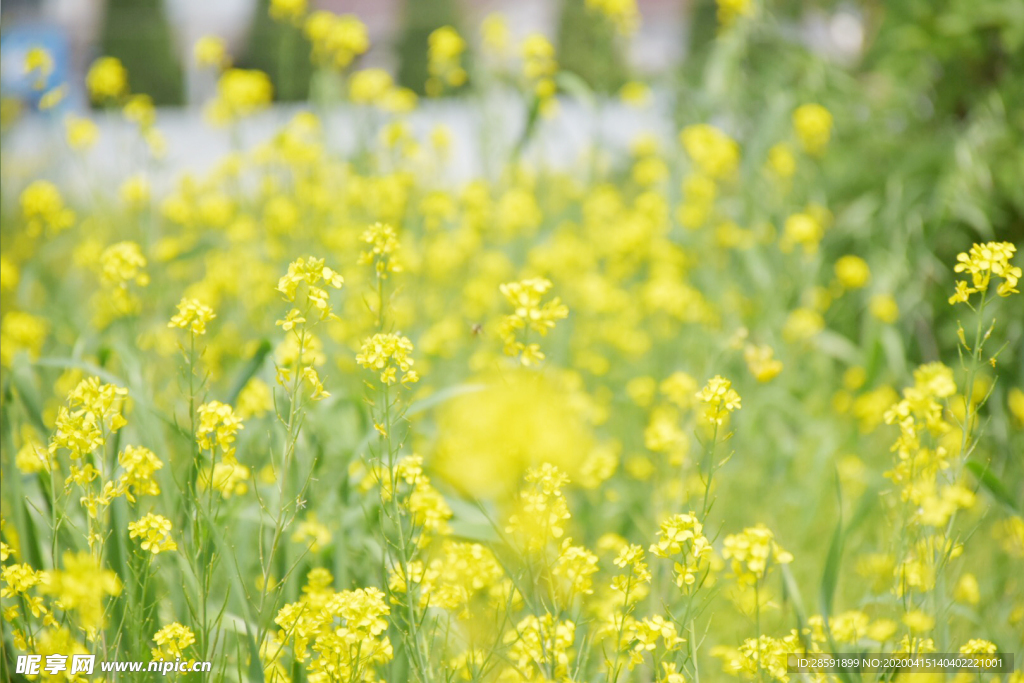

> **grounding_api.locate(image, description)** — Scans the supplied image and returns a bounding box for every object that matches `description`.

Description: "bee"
[470,322,484,337]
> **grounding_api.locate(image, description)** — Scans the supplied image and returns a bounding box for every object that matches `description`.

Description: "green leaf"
[966,461,1020,513]
[227,339,273,406]
[820,483,844,623]
[10,364,50,436]
[555,70,596,109]
[34,357,126,388]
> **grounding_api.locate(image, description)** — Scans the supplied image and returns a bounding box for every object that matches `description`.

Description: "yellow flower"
[722,524,792,584]
[902,609,935,633]
[39,85,67,110]
[118,445,164,501]
[65,115,99,151]
[780,211,824,254]
[521,34,559,117]
[119,174,151,209]
[196,401,244,455]
[87,56,129,102]
[349,68,395,105]
[835,255,871,289]
[505,613,576,679]
[123,94,156,129]
[793,103,833,155]
[356,333,419,385]
[586,0,640,35]
[358,222,403,277]
[870,293,900,323]
[695,375,741,426]
[426,26,467,96]
[767,142,796,178]
[194,35,229,68]
[744,344,783,382]
[269,0,306,24]
[783,307,825,342]
[128,513,177,554]
[0,311,48,367]
[481,13,510,55]
[24,47,54,89]
[498,278,569,365]
[275,580,392,680]
[953,573,980,605]
[650,512,713,588]
[206,69,273,124]
[237,378,273,419]
[717,0,755,26]
[100,241,149,288]
[20,180,75,237]
[276,255,344,319]
[680,124,740,180]
[949,242,1020,303]
[305,13,370,68]
[152,622,196,660]
[41,552,122,632]
[1009,388,1024,426]
[200,458,250,498]
[168,297,216,335]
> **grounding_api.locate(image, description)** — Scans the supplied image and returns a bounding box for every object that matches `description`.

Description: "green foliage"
[555,0,629,92]
[396,0,463,95]
[240,0,314,102]
[99,0,184,105]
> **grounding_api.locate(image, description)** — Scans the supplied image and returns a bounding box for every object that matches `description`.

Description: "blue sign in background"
[1,24,74,112]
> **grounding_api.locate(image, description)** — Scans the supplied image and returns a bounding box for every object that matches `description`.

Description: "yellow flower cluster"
[20,180,75,237]
[521,34,559,117]
[269,0,305,24]
[86,56,128,102]
[498,278,569,365]
[793,103,833,156]
[274,574,393,681]
[100,241,149,287]
[152,622,196,660]
[305,12,370,68]
[695,375,741,426]
[505,464,572,552]
[349,69,417,113]
[743,344,783,382]
[358,222,402,278]
[680,124,740,180]
[49,378,128,459]
[194,35,229,69]
[586,0,640,36]
[722,524,793,585]
[716,0,755,26]
[356,332,419,385]
[196,400,244,458]
[426,26,467,96]
[128,513,177,554]
[118,445,164,501]
[206,69,273,125]
[40,552,122,635]
[949,241,1020,304]
[649,512,714,588]
[0,311,48,367]
[65,115,99,151]
[24,47,54,89]
[168,297,216,336]
[276,256,345,319]
[506,613,576,680]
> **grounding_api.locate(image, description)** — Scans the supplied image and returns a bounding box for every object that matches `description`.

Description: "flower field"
[2,1,1023,681]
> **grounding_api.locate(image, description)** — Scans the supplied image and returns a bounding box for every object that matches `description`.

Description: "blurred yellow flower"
[87,56,129,102]
[793,103,833,156]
